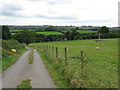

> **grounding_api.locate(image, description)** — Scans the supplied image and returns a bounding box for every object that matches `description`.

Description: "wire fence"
[37,45,116,88]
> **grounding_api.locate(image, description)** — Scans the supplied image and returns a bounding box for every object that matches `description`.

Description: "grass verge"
[17,79,32,89]
[28,50,34,64]
[2,48,27,72]
[37,49,73,88]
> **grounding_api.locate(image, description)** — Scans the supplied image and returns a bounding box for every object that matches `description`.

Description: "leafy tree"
[98,26,109,33]
[15,30,36,45]
[45,26,55,31]
[2,26,11,40]
[76,27,79,30]
[64,29,79,40]
[71,29,79,40]
[64,31,72,40]
[35,34,48,42]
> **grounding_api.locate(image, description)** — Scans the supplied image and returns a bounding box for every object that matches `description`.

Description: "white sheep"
[96,47,100,50]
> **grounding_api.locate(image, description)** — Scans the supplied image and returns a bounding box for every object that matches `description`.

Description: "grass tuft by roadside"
[17,79,32,89]
[28,50,34,64]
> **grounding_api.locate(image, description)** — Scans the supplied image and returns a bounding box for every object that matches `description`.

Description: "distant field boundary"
[10,29,98,35]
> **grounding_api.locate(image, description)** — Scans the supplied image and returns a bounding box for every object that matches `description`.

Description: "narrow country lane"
[2,48,57,88]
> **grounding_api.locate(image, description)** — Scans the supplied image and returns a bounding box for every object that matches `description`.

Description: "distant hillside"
[1,25,120,33]
[5,25,102,31]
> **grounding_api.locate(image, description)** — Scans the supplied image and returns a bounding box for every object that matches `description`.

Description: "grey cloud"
[47,0,71,5]
[67,19,111,23]
[2,11,15,16]
[27,0,42,2]
[2,10,23,17]
[47,1,59,5]
[27,0,71,5]
[2,4,23,17]
[3,5,22,11]
[50,16,76,20]
[35,14,76,20]
[35,14,47,18]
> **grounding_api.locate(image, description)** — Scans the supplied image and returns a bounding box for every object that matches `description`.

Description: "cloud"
[35,14,77,20]
[27,0,42,2]
[27,0,71,5]
[50,16,76,20]
[2,11,15,16]
[2,4,22,11]
[67,19,111,23]
[35,14,47,18]
[2,10,22,17]
[27,0,41,1]
[47,1,59,5]
[2,4,23,17]
[47,0,71,5]
[0,0,118,27]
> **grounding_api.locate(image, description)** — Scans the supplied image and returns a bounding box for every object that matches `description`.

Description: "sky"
[0,0,119,27]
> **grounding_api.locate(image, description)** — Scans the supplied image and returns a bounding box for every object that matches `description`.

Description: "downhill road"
[2,48,57,88]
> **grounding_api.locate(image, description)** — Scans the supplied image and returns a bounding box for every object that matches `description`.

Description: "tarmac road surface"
[2,48,57,88]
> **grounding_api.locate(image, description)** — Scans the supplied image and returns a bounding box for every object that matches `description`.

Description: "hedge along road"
[1,48,57,88]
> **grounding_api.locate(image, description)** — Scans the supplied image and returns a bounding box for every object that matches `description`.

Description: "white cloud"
[0,0,119,27]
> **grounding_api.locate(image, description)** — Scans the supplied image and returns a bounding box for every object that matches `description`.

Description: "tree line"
[2,26,120,45]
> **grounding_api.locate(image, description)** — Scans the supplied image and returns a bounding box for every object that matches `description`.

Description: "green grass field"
[10,30,63,35]
[77,30,97,33]
[10,30,22,35]
[11,33,16,35]
[10,30,97,35]
[36,31,63,35]
[64,30,97,33]
[29,38,118,88]
[10,29,37,32]
[10,30,23,32]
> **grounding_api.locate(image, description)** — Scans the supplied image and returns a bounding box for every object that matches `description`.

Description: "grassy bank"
[2,48,27,72]
[37,49,73,88]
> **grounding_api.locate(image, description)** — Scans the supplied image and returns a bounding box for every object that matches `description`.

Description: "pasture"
[10,29,97,36]
[77,30,97,33]
[64,30,97,33]
[36,31,63,35]
[10,30,63,35]
[10,30,23,32]
[29,39,118,88]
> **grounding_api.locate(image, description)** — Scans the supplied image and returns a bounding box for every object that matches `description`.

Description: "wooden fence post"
[65,48,68,64]
[43,46,45,52]
[80,50,84,71]
[49,46,50,54]
[47,46,49,53]
[52,46,53,55]
[56,47,58,58]
[44,46,46,52]
[46,46,48,52]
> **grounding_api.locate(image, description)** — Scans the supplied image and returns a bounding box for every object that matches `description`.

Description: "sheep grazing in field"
[96,47,100,50]
[10,49,16,53]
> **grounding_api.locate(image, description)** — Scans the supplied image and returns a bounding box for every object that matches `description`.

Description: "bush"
[2,39,23,50]
[21,43,27,48]
[2,48,11,56]
[2,39,24,56]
